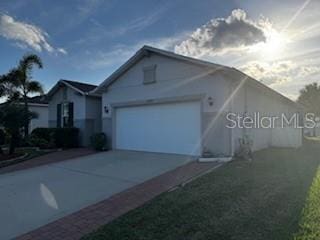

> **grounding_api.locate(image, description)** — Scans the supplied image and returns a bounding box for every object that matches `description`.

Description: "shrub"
[30,128,56,149]
[30,137,51,149]
[31,128,55,142]
[30,127,79,149]
[90,133,107,151]
[53,127,79,148]
[0,129,5,145]
[18,137,32,147]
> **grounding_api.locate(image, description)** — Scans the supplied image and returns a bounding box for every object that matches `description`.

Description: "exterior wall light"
[208,96,214,106]
[104,105,109,114]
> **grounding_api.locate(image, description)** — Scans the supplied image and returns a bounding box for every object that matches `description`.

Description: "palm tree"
[0,104,38,154]
[0,54,44,137]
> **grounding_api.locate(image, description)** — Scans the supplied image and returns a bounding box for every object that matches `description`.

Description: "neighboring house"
[94,45,303,156]
[47,80,101,146]
[0,96,49,133]
[25,96,49,132]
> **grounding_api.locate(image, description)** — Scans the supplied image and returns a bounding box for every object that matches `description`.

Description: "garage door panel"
[115,102,201,155]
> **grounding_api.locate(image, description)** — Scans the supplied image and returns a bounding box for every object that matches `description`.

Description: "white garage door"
[115,101,201,155]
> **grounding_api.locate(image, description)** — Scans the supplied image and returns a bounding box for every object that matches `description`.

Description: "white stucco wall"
[103,55,230,114]
[102,53,233,155]
[84,96,102,144]
[29,105,48,132]
[48,86,86,123]
[86,96,102,120]
[48,85,102,146]
[232,81,302,151]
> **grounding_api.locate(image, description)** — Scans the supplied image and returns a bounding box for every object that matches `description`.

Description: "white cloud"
[175,9,269,57]
[240,60,320,87]
[77,0,104,18]
[85,33,187,69]
[74,2,172,47]
[87,47,133,69]
[0,13,66,54]
[109,3,170,37]
[57,48,67,55]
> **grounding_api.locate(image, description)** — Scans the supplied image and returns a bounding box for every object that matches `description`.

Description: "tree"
[0,54,43,137]
[297,82,320,115]
[0,104,37,155]
[297,83,320,137]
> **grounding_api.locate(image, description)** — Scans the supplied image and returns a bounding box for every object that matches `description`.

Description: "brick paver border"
[16,161,221,240]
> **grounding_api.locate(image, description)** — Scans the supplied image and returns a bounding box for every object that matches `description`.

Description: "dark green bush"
[30,137,51,149]
[18,137,32,147]
[30,127,79,149]
[53,127,79,148]
[90,132,107,151]
[31,128,55,142]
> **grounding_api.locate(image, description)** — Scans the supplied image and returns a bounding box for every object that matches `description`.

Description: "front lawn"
[82,142,320,240]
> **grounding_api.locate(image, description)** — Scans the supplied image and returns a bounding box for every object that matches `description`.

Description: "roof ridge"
[93,45,299,108]
[61,79,97,87]
[141,45,227,69]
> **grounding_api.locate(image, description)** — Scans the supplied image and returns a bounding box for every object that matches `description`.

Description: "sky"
[0,0,320,100]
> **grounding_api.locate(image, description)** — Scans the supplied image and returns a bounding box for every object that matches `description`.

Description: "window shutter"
[68,102,74,127]
[57,104,61,127]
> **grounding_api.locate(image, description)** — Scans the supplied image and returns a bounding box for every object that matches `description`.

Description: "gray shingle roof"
[25,95,48,104]
[61,80,97,93]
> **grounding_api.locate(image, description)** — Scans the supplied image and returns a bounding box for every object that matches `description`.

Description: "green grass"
[82,143,320,240]
[294,166,320,240]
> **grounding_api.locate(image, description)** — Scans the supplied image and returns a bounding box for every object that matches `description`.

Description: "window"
[57,102,74,127]
[62,102,70,127]
[143,65,156,84]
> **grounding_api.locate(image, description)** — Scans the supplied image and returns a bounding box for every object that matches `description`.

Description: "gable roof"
[47,79,99,98]
[1,95,48,106]
[94,45,302,109]
[24,95,48,105]
[62,80,97,93]
[94,45,228,93]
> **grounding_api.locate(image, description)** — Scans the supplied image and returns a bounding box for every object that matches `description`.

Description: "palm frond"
[0,54,43,102]
[19,54,43,84]
[0,68,21,86]
[0,69,22,98]
[7,91,22,102]
[27,81,44,94]
[19,54,43,71]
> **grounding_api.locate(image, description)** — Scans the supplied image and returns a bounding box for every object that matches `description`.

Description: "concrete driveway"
[0,150,193,240]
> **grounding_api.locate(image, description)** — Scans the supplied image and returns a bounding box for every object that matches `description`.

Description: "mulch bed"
[0,153,28,168]
[0,153,23,161]
[0,148,97,174]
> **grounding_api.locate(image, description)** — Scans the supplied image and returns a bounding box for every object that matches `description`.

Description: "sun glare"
[251,30,289,60]
[264,32,285,54]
